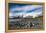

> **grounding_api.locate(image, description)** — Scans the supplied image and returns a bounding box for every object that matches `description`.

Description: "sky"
[9,3,43,18]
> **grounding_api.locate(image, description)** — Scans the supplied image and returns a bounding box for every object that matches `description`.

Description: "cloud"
[10,5,42,12]
[9,5,43,18]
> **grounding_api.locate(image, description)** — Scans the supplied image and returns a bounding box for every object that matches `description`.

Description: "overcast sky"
[9,3,43,18]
